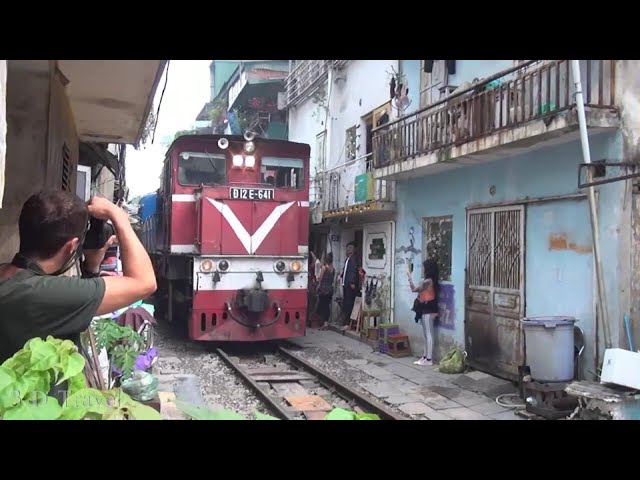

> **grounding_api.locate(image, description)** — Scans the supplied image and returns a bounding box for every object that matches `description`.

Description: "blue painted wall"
[395,131,624,376]
[211,61,240,100]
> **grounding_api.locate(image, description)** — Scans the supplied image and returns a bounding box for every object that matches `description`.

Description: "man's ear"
[65,237,80,255]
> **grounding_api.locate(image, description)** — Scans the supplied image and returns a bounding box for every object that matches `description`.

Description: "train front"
[188,135,310,341]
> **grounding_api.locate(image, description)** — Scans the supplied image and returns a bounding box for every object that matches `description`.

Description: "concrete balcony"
[373,60,619,181]
[313,153,396,225]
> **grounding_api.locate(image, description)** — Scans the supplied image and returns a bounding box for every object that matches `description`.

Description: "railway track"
[216,344,404,420]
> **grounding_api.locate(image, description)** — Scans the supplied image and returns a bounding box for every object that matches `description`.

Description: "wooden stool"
[387,334,411,358]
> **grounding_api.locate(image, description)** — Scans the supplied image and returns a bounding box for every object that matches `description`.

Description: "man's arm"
[85,198,157,316]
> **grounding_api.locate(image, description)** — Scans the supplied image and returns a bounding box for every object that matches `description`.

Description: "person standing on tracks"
[316,252,335,330]
[339,241,360,326]
[407,259,439,366]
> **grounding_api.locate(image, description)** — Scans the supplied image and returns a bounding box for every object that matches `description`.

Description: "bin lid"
[522,316,577,327]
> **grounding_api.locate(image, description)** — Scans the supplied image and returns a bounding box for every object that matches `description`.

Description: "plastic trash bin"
[522,316,577,382]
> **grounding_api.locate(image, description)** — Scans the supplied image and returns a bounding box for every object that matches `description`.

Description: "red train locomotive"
[140,133,310,342]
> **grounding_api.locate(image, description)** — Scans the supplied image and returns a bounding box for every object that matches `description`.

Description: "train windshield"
[261,157,304,189]
[178,152,226,185]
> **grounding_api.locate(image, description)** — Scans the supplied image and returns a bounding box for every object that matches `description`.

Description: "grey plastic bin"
[522,316,577,382]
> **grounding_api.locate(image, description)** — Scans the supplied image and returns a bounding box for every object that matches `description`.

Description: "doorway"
[465,205,525,381]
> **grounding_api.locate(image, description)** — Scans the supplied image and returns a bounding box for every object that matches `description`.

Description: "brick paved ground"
[287,328,526,420]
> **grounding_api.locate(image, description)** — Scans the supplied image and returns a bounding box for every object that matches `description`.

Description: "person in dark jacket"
[407,259,439,366]
[339,241,360,325]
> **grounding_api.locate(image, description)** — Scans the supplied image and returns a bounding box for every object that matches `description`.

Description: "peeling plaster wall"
[0,60,6,208]
[0,62,50,262]
[0,63,79,263]
[617,61,640,352]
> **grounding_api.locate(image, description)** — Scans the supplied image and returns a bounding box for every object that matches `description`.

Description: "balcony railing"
[373,60,617,169]
[314,153,395,215]
[284,60,349,108]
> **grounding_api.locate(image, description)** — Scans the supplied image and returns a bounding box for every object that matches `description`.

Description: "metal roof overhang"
[321,201,396,225]
[57,60,168,146]
[229,78,285,110]
[79,142,119,175]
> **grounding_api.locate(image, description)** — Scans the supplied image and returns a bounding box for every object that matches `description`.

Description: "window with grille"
[422,215,453,282]
[316,130,327,172]
[61,143,72,191]
[345,125,357,161]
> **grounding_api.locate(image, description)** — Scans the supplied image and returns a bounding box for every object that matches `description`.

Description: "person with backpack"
[407,259,439,366]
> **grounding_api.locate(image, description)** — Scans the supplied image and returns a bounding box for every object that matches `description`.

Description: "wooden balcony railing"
[373,60,617,169]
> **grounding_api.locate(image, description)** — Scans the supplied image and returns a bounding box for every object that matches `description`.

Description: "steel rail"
[277,345,404,420]
[215,347,296,420]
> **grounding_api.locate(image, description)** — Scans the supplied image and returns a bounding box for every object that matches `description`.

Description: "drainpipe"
[571,60,612,357]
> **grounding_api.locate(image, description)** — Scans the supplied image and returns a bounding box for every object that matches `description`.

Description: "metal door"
[465,205,525,381]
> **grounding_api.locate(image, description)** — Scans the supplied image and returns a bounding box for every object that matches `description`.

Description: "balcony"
[284,60,349,108]
[313,153,396,224]
[373,60,620,180]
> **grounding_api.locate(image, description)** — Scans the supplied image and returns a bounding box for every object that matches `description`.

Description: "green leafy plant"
[0,336,160,420]
[93,319,145,379]
[324,407,380,420]
[175,401,380,421]
[175,400,277,420]
[58,388,160,420]
[0,336,86,419]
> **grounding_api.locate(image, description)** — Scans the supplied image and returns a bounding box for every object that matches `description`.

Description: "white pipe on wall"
[571,59,612,356]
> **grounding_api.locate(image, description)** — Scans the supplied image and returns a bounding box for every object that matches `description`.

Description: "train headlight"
[290,260,302,273]
[274,260,286,273]
[244,141,255,154]
[244,155,256,168]
[218,260,229,272]
[200,259,214,272]
[232,155,244,167]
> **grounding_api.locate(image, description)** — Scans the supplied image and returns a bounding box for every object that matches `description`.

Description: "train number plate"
[229,187,275,201]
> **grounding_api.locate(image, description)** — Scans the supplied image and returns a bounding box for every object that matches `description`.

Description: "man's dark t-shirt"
[0,270,106,363]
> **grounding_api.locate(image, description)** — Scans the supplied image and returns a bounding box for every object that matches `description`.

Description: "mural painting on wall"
[395,226,420,269]
[436,284,455,330]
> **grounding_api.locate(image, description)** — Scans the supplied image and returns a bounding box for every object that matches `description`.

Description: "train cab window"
[178,152,226,185]
[261,157,303,189]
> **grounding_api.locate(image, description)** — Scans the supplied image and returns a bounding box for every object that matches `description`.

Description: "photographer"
[0,190,157,363]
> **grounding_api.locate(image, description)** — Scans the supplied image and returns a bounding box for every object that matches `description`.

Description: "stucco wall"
[326,61,397,208]
[617,60,640,351]
[0,62,51,262]
[287,81,328,211]
[394,131,625,377]
[0,62,79,263]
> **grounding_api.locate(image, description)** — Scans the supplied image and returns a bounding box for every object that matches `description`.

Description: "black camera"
[83,217,115,250]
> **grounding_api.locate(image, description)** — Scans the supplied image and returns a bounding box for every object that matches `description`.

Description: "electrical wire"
[151,60,170,145]
[495,393,526,409]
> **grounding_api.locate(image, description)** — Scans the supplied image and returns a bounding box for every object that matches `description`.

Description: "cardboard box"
[601,348,640,390]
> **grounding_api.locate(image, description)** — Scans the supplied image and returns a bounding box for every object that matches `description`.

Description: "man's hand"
[350,283,356,290]
[87,196,121,221]
[83,235,117,273]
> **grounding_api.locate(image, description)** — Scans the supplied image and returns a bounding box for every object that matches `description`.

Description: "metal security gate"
[465,205,525,381]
